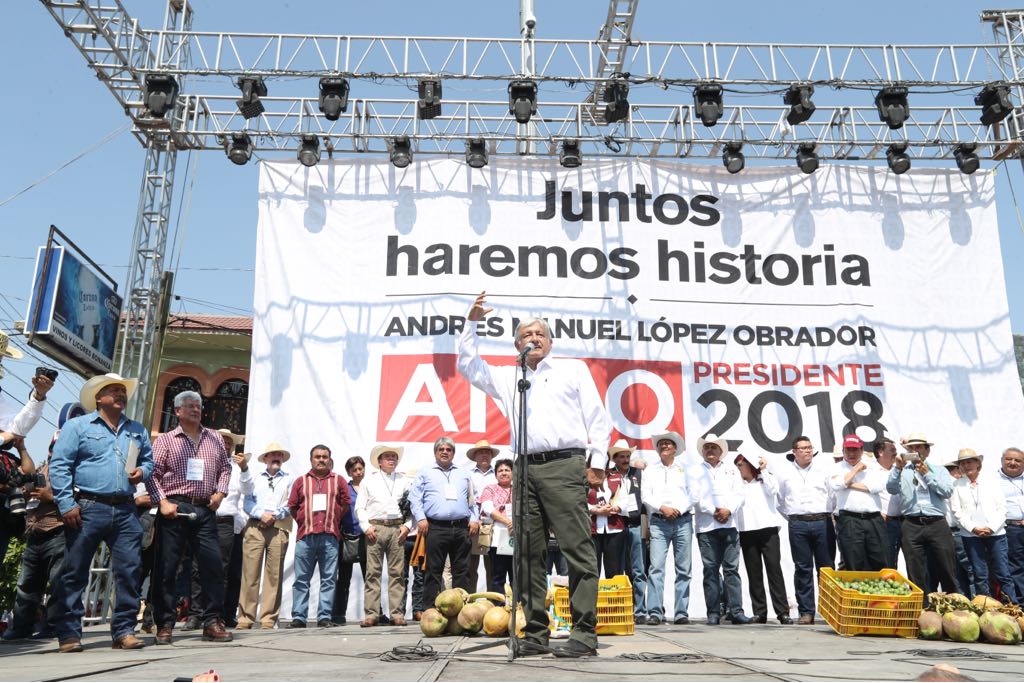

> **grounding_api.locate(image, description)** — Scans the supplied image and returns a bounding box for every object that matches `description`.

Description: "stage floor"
[1,619,1021,681]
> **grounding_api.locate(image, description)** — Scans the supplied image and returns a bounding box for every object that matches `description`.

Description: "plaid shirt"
[146,425,231,502]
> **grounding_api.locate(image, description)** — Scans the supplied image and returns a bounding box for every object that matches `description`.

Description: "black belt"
[170,494,211,507]
[789,513,829,522]
[427,517,469,528]
[1007,519,1024,527]
[839,510,881,520]
[652,511,691,520]
[887,515,904,521]
[75,491,133,506]
[526,448,585,463]
[216,516,235,524]
[904,515,944,524]
[25,525,65,542]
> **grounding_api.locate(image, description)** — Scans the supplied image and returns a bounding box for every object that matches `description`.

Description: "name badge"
[444,484,458,501]
[186,458,205,481]
[312,493,328,512]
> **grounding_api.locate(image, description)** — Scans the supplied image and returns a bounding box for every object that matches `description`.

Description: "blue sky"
[3,0,1024,456]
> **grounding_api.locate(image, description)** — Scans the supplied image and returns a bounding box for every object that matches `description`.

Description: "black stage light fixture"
[976,84,1013,126]
[143,74,179,118]
[297,134,320,167]
[603,77,630,124]
[886,142,911,175]
[722,141,744,174]
[390,135,412,168]
[560,139,582,168]
[954,142,980,174]
[693,82,724,127]
[318,77,350,121]
[227,133,253,166]
[508,79,538,124]
[465,138,488,168]
[784,84,815,126]
[418,78,442,120]
[236,77,268,119]
[796,142,819,174]
[875,85,910,130]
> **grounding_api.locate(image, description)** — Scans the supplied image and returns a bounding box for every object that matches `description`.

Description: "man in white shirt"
[873,438,903,567]
[356,444,412,628]
[640,432,693,626]
[775,435,835,625]
[690,434,751,625]
[830,434,890,571]
[458,293,611,659]
[996,447,1024,600]
[465,440,498,593]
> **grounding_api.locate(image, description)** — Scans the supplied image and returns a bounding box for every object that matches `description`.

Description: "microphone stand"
[507,346,532,661]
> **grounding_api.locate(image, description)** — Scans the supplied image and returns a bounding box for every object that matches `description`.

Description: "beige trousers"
[237,522,289,627]
[363,524,405,619]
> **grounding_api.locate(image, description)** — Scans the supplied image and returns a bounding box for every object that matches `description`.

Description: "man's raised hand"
[467,291,494,322]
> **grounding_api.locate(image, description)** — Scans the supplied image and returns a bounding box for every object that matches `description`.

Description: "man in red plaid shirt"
[145,390,233,645]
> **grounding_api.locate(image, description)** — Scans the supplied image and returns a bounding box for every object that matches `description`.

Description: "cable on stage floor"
[379,643,440,662]
[616,652,708,663]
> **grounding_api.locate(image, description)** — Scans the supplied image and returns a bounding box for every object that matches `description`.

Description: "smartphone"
[904,452,920,464]
[234,443,245,455]
[36,367,58,381]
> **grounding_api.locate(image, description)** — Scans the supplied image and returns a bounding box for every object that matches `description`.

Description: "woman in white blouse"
[734,454,792,624]
[949,449,1020,604]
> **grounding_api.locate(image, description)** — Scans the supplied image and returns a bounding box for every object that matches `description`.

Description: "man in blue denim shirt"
[49,373,154,653]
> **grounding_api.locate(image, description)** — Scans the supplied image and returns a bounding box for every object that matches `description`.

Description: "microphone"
[518,342,537,360]
[178,512,198,521]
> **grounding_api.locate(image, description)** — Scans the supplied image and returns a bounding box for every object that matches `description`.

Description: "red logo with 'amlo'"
[376,354,684,450]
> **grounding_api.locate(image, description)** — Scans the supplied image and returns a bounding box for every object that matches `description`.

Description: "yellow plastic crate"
[817,568,923,638]
[553,574,634,635]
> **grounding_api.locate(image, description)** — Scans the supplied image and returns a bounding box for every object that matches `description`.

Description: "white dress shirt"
[830,459,886,513]
[640,459,693,516]
[0,393,45,437]
[950,477,1009,537]
[735,473,785,532]
[877,466,903,517]
[998,469,1024,521]
[457,326,612,468]
[776,459,833,516]
[218,464,255,534]
[690,460,744,533]
[356,469,412,530]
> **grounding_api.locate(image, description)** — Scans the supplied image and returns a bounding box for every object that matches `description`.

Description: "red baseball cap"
[842,434,864,449]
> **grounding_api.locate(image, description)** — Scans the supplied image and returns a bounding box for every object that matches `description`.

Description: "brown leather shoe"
[202,621,233,643]
[154,626,173,645]
[797,614,815,625]
[360,617,378,628]
[112,633,146,650]
[412,611,423,622]
[391,617,407,626]
[58,637,83,653]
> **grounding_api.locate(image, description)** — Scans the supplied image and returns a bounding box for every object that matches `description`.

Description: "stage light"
[226,133,253,166]
[508,79,538,124]
[143,74,178,118]
[976,84,1013,126]
[418,78,442,120]
[560,139,582,168]
[318,77,350,121]
[297,134,320,167]
[603,78,630,124]
[236,77,267,119]
[886,142,910,174]
[722,141,744,174]
[954,142,980,174]
[465,138,488,168]
[784,84,815,126]
[796,142,819,174]
[693,82,724,127]
[875,85,910,130]
[390,135,412,168]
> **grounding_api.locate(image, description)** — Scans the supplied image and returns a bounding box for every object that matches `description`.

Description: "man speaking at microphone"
[457,292,611,658]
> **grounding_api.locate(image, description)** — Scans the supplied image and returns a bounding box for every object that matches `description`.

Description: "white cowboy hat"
[904,432,935,447]
[608,439,636,457]
[370,443,404,468]
[0,330,23,360]
[258,441,291,464]
[79,373,139,412]
[953,447,983,464]
[651,432,685,453]
[216,428,245,451]
[466,439,500,460]
[696,433,728,454]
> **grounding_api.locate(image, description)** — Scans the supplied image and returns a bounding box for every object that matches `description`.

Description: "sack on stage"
[341,533,361,563]
[472,522,493,555]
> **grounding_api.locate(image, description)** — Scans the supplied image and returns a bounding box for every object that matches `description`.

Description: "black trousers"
[593,532,626,578]
[152,503,225,629]
[739,527,789,619]
[332,534,367,623]
[422,522,471,607]
[187,517,240,624]
[902,517,957,595]
[836,513,890,571]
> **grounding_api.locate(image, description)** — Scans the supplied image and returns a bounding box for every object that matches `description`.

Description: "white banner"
[249,158,1023,619]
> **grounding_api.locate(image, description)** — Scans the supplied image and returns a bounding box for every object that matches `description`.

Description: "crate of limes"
[818,568,923,637]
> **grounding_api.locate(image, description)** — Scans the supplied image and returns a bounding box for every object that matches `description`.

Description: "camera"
[0,451,45,515]
[904,452,921,465]
[36,366,58,381]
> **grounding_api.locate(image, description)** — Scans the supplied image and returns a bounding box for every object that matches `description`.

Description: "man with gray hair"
[998,447,1024,599]
[410,437,479,607]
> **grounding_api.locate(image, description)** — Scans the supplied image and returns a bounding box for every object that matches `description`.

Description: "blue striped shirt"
[410,463,478,523]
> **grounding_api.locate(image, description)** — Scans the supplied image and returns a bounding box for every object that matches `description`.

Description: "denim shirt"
[49,411,155,515]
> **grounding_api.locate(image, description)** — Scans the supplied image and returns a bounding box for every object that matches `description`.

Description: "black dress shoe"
[674,617,689,625]
[317,620,337,628]
[286,620,306,629]
[634,615,648,625]
[706,614,720,625]
[753,615,767,624]
[552,639,598,658]
[729,614,753,625]
[647,615,662,626]
[778,615,793,625]
[181,617,201,631]
[515,639,552,657]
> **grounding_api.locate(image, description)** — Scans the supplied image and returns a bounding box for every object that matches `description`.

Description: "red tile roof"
[166,314,253,334]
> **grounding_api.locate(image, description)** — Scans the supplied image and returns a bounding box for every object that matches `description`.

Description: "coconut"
[419,608,448,637]
[508,603,527,638]
[455,587,470,602]
[446,614,466,636]
[917,611,943,640]
[979,611,1022,645]
[1017,616,1024,635]
[436,588,466,618]
[458,602,489,635]
[972,595,1003,611]
[942,610,981,643]
[483,606,510,637]
[474,598,495,611]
